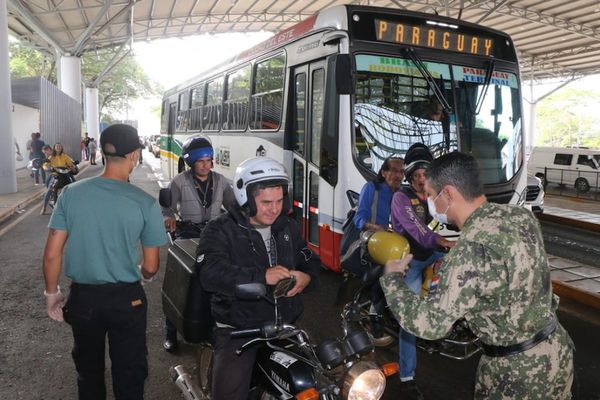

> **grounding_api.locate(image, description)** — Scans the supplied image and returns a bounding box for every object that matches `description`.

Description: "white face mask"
[427,191,450,224]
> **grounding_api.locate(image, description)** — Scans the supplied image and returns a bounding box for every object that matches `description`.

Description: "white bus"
[160,5,527,271]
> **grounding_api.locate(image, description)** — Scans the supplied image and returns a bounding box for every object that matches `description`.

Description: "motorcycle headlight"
[342,361,386,400]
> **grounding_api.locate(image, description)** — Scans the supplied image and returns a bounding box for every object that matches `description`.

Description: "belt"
[480,318,558,358]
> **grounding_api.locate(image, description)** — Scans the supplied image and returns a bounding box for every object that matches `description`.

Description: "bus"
[160,5,527,271]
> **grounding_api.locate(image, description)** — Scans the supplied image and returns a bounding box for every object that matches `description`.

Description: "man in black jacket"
[197,156,320,400]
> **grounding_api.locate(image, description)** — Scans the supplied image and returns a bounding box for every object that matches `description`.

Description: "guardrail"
[542,167,600,201]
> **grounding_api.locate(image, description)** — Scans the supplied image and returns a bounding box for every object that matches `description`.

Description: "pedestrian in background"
[42,124,167,400]
[382,152,574,399]
[89,138,98,165]
[30,132,46,185]
[82,132,91,160]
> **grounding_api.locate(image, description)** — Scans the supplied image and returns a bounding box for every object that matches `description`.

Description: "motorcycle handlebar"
[230,324,279,339]
[230,328,262,339]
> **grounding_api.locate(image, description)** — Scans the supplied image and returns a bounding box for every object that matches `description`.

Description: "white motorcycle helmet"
[233,156,290,217]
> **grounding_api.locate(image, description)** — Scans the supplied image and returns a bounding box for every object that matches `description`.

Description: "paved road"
[1,151,598,399]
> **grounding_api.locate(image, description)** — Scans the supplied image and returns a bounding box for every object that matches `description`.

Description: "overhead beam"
[7,0,66,54]
[463,0,600,42]
[92,42,129,87]
[72,0,112,56]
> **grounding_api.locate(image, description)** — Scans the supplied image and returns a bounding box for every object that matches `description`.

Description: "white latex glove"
[44,287,65,322]
[384,254,414,276]
[138,265,155,286]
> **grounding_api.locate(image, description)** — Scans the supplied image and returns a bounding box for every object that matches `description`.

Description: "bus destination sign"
[375,19,494,57]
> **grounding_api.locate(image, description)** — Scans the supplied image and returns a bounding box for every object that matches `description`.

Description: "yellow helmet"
[367,231,411,265]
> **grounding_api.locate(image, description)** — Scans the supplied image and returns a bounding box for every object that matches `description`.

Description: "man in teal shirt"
[43,124,167,400]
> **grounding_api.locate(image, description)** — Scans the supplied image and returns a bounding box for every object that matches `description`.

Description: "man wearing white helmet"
[198,156,320,400]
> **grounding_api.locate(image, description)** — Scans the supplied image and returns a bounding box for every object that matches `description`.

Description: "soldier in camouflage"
[381,152,574,399]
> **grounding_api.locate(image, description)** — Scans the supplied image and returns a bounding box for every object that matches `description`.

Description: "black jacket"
[197,206,320,329]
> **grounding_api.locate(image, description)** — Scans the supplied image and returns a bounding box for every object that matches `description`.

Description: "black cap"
[100,124,142,157]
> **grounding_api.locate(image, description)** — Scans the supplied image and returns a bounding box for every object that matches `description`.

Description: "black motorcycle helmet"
[181,136,213,167]
[404,143,434,182]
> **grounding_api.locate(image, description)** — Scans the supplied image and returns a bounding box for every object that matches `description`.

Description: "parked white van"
[527,146,600,193]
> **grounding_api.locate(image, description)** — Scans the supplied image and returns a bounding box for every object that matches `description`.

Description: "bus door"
[291,60,333,261]
[166,102,177,179]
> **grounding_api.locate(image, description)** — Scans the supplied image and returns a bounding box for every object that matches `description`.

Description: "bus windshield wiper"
[404,47,452,113]
[474,59,495,115]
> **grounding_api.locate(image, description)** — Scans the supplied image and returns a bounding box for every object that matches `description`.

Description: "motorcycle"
[172,278,398,400]
[339,246,481,360]
[47,161,79,209]
[159,189,398,400]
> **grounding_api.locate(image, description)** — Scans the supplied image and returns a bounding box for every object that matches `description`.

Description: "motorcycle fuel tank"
[254,345,317,397]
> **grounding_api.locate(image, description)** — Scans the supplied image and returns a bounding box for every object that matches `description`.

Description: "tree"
[536,87,600,148]
[8,39,161,122]
[82,49,163,122]
[8,41,56,82]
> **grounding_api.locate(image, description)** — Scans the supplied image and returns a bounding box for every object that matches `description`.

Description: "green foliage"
[9,42,56,83]
[8,39,162,121]
[82,49,163,121]
[536,87,600,148]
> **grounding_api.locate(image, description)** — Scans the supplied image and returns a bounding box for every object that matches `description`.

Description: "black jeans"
[63,282,148,400]
[211,328,259,400]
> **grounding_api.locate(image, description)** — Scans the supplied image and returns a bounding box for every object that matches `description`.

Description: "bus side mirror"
[333,54,354,95]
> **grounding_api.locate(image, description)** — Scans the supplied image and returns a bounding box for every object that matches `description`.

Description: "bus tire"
[574,177,590,193]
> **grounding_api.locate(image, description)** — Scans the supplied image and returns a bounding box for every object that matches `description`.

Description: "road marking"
[0,204,42,238]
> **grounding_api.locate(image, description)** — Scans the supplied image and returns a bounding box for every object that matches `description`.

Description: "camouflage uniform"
[381,202,574,399]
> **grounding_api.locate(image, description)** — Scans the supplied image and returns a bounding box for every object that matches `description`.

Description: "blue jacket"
[353,181,395,230]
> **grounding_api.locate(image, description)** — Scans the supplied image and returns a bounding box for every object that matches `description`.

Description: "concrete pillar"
[85,87,100,140]
[0,0,18,194]
[59,55,82,103]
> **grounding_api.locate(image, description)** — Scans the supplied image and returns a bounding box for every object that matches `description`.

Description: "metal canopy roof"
[7,0,600,83]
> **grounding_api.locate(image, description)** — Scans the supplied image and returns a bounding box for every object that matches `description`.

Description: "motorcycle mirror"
[159,188,173,208]
[235,283,267,300]
[273,276,296,299]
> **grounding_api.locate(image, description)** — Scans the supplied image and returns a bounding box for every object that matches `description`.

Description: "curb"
[553,280,600,311]
[538,212,600,233]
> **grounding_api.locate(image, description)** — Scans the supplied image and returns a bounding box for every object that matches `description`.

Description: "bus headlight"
[342,361,386,400]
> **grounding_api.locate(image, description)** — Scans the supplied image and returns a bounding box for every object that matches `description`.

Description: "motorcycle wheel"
[195,344,213,398]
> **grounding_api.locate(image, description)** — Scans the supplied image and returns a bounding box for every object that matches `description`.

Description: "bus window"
[224,66,251,131]
[292,73,306,156]
[177,91,189,131]
[204,77,224,131]
[310,69,325,167]
[453,65,522,184]
[250,54,285,130]
[353,54,522,186]
[354,55,455,174]
[189,84,205,131]
[160,99,168,133]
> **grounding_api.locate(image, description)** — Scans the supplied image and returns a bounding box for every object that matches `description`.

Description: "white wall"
[12,103,40,169]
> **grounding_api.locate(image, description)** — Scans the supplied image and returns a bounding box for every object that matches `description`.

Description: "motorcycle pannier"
[161,239,214,344]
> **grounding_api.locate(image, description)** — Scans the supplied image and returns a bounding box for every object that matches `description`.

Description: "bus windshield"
[354,54,523,185]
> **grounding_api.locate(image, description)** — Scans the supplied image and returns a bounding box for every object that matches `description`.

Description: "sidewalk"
[0,162,90,223]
